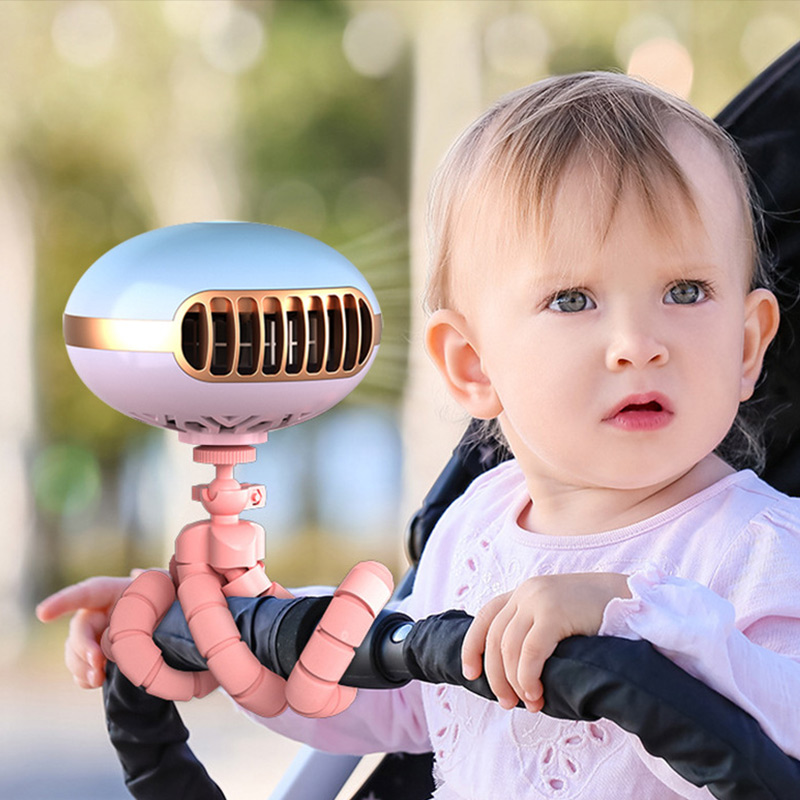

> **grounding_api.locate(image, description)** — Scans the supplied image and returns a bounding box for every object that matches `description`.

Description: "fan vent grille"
[176,288,380,382]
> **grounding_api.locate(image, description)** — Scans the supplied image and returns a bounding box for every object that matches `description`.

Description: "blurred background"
[2,1,799,797]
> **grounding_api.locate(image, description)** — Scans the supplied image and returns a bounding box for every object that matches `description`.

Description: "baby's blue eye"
[665,282,707,305]
[549,290,595,313]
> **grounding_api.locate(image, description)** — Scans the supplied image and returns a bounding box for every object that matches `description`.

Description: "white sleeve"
[239,678,431,756]
[599,565,800,761]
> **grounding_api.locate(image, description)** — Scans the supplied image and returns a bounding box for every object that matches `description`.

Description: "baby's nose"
[605,323,669,371]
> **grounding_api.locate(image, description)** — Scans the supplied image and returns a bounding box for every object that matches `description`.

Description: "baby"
[39,73,800,799]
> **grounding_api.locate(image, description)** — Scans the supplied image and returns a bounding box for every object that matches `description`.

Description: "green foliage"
[28,137,151,457]
[32,442,102,519]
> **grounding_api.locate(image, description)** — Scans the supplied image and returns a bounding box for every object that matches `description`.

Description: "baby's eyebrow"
[658,261,725,280]
[528,264,593,290]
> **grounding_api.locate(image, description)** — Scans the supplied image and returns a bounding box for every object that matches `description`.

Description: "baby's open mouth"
[605,394,673,431]
[620,400,663,413]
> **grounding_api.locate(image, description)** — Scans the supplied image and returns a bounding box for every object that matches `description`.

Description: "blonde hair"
[425,71,767,312]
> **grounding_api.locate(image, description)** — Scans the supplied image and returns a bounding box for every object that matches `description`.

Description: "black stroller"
[102,42,800,800]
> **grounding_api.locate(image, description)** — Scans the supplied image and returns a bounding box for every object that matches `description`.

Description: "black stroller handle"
[102,595,800,800]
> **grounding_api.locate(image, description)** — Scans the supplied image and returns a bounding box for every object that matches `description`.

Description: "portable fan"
[63,221,394,720]
[64,221,382,444]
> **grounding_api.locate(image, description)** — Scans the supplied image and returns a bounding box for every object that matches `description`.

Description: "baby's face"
[453,131,772,493]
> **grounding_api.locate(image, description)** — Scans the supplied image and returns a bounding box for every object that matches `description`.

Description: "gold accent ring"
[63,315,177,352]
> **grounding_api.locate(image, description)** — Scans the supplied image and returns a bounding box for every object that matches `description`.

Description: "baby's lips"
[603,391,672,420]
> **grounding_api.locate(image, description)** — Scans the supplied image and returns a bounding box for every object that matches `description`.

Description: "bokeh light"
[198,3,266,75]
[627,37,694,99]
[614,13,677,67]
[484,12,550,77]
[164,0,266,74]
[51,0,117,69]
[342,7,406,78]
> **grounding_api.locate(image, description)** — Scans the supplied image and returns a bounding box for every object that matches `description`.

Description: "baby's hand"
[36,573,140,689]
[461,572,631,712]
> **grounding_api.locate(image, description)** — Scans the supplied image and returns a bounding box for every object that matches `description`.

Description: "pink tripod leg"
[102,569,217,701]
[286,560,394,718]
[176,563,289,718]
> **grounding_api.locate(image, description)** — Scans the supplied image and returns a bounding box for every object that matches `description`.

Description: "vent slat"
[342,294,358,371]
[285,306,305,375]
[203,303,215,374]
[307,298,325,374]
[262,311,282,375]
[210,299,235,376]
[181,306,207,370]
[237,310,258,375]
[358,299,373,365]
[326,296,343,373]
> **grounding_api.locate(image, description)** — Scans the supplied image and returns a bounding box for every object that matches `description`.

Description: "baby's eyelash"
[674,278,715,294]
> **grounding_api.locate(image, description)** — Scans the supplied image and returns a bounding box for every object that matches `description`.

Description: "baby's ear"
[740,288,780,401]
[425,309,502,419]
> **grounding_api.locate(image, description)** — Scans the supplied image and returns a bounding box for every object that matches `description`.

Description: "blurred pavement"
[1,650,303,800]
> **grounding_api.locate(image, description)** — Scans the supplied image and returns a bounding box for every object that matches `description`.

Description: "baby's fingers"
[483,613,526,710]
[516,621,561,710]
[65,609,109,689]
[461,593,510,681]
[36,576,131,622]
[497,612,546,711]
